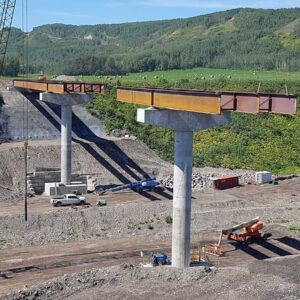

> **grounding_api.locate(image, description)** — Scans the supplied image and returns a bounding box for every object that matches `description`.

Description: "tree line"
[5,8,300,76]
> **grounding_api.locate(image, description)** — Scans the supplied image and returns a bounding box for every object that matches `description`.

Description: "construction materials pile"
[161,168,256,191]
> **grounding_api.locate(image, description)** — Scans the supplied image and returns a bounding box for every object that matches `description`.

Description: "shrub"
[165,216,173,224]
[148,224,154,230]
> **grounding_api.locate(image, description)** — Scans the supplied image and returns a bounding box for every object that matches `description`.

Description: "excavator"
[205,217,264,257]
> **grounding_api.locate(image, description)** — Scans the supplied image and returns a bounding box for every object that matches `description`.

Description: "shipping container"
[213,176,239,190]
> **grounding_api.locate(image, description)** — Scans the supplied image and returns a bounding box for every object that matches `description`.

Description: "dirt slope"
[0,138,172,202]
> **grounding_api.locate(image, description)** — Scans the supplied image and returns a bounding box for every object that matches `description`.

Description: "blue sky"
[13,0,300,31]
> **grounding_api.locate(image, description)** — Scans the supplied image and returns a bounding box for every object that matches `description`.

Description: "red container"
[213,176,239,190]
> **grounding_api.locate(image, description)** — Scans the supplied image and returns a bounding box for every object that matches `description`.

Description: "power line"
[22,0,29,222]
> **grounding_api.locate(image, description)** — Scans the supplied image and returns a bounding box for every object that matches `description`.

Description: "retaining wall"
[27,171,87,195]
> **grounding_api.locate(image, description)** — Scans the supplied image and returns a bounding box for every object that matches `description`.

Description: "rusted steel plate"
[117,88,221,114]
[236,95,259,114]
[271,96,297,115]
[65,83,81,93]
[13,80,105,94]
[117,87,297,115]
[117,89,152,106]
[83,84,105,93]
[154,92,221,114]
[13,80,64,93]
[221,95,235,110]
[259,96,270,111]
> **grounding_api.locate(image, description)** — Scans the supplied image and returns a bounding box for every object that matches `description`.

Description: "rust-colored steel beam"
[13,80,106,94]
[117,87,297,115]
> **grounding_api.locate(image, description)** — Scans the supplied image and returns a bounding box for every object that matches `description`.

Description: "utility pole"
[23,140,28,221]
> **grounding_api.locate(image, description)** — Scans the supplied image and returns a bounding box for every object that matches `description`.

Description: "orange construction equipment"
[204,217,264,257]
[219,217,264,245]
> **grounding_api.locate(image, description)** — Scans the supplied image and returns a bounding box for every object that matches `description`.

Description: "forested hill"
[8,8,300,75]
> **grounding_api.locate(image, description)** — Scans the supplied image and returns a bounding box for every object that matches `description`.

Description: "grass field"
[79,67,300,85]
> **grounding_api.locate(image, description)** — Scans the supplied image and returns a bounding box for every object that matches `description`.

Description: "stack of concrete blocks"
[27,171,87,195]
[44,181,87,196]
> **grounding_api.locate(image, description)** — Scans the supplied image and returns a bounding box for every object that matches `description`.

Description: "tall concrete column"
[172,131,193,268]
[61,104,72,185]
[136,108,231,268]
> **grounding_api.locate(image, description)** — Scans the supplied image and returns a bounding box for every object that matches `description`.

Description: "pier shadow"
[27,94,167,201]
[276,237,300,252]
[232,242,270,260]
[256,239,292,256]
[27,95,61,132]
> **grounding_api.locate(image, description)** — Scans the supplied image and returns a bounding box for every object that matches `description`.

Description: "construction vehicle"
[205,217,264,257]
[96,178,160,195]
[220,217,264,245]
[151,252,169,266]
[97,199,107,207]
[50,194,86,207]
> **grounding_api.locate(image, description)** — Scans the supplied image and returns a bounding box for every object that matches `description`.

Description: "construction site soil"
[0,136,299,298]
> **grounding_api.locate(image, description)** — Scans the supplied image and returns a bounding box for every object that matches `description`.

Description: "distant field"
[79,67,300,85]
[3,67,299,86]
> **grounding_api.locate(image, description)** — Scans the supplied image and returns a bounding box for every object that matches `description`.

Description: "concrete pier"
[172,131,193,268]
[137,108,231,268]
[61,105,72,184]
[40,93,92,185]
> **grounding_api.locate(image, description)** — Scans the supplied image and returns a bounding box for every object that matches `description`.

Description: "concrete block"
[44,182,87,196]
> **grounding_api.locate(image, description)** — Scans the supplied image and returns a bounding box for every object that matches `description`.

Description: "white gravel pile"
[54,75,77,82]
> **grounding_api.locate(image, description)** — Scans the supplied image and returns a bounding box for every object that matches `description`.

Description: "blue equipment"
[151,253,169,266]
[97,178,159,195]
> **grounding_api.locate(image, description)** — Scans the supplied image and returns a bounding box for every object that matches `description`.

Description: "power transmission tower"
[0,0,16,75]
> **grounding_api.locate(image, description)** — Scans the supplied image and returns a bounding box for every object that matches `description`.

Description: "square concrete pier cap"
[39,93,92,106]
[137,108,231,131]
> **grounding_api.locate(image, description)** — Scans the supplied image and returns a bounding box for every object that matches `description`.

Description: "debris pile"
[161,169,256,191]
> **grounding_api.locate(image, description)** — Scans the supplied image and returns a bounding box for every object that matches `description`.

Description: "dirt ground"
[0,177,299,298]
[0,136,299,299]
[0,228,299,296]
[0,189,173,217]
